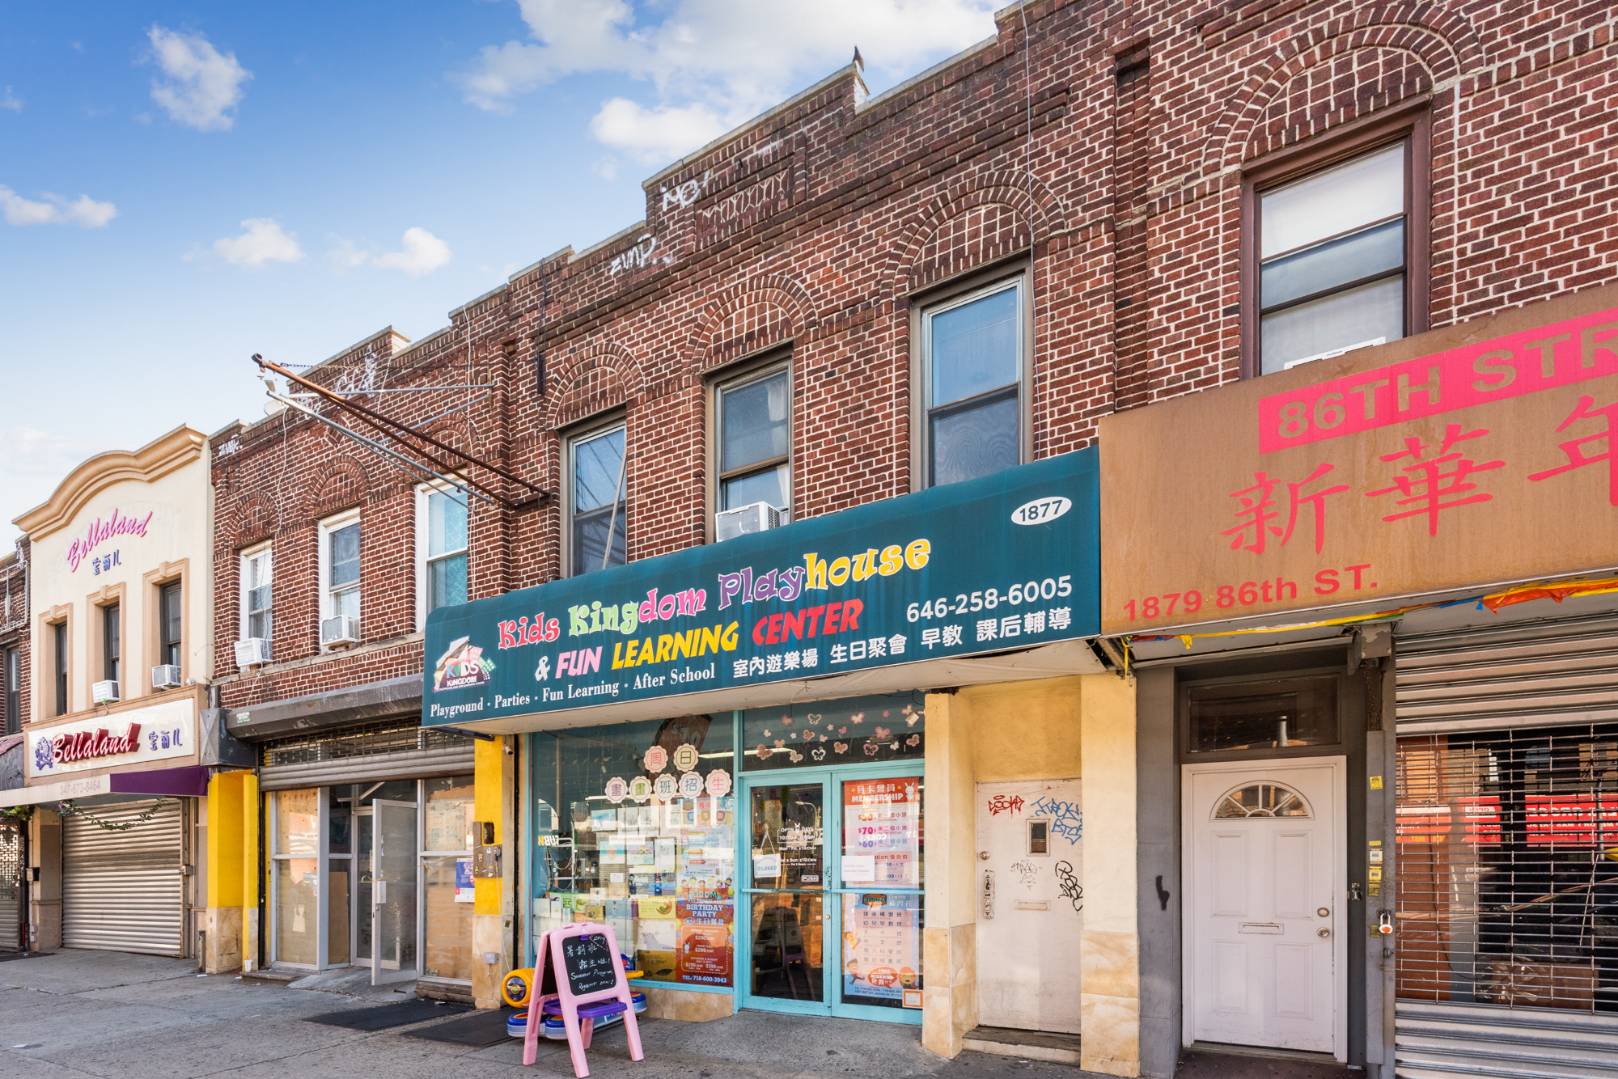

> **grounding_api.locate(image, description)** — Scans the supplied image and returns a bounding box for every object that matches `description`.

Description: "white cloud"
[0,86,21,112]
[0,186,117,227]
[214,218,303,267]
[459,0,998,164]
[331,227,453,277]
[590,98,728,164]
[146,26,251,132]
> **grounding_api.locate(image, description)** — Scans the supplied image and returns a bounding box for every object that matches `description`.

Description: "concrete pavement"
[0,951,1105,1079]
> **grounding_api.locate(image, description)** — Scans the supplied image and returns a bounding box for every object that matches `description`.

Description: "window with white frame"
[417,484,469,625]
[1256,141,1411,373]
[319,511,361,629]
[241,543,273,641]
[567,422,627,576]
[920,276,1024,488]
[715,362,790,520]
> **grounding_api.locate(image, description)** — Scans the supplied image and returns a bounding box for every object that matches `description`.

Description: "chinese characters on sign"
[1101,292,1618,633]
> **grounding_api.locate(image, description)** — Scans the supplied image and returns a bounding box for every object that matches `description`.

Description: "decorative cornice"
[14,425,207,539]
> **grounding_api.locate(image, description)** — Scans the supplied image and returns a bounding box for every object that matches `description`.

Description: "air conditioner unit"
[151,664,183,690]
[233,637,272,670]
[92,679,121,705]
[715,501,782,542]
[320,615,360,649]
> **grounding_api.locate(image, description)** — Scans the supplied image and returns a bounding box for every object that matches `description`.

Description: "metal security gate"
[258,721,473,791]
[1394,613,1618,1078]
[63,799,185,956]
[0,820,21,951]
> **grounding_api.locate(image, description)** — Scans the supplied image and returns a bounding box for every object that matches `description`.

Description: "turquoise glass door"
[739,764,923,1024]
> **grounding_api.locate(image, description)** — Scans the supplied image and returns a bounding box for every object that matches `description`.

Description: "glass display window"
[742,692,925,771]
[531,715,737,988]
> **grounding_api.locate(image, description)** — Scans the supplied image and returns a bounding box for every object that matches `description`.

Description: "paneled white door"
[1183,758,1344,1058]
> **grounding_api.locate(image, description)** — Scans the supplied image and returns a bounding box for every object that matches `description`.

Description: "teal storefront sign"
[423,450,1099,727]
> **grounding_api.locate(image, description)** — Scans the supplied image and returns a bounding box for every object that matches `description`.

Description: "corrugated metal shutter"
[1394,615,1618,1078]
[63,799,184,956]
[0,821,21,951]
[258,722,473,791]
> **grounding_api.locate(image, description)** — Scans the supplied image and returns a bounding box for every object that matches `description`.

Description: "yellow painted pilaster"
[203,771,250,974]
[242,772,260,972]
[471,736,515,1008]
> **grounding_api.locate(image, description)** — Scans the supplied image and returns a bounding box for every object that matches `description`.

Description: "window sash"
[5,647,19,735]
[52,621,67,715]
[159,583,182,667]
[328,524,360,588]
[921,278,1024,488]
[425,550,468,614]
[102,605,120,683]
[926,386,1020,488]
[717,368,790,477]
[243,547,273,641]
[568,425,626,577]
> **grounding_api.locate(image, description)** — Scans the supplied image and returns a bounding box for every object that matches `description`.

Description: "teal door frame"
[736,760,924,1024]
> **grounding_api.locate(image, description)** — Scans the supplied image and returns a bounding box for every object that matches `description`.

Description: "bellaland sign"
[424,451,1099,728]
[1101,285,1618,635]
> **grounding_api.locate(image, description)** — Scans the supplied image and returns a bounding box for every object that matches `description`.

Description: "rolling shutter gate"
[63,799,185,956]
[257,723,473,791]
[1394,612,1618,1079]
[0,821,21,951]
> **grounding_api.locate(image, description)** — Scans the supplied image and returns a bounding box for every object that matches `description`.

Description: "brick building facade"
[0,544,26,741]
[207,0,1618,1073]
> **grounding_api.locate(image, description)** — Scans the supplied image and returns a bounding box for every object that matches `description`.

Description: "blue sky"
[0,0,1001,540]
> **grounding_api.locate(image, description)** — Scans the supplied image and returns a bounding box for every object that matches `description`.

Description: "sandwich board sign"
[521,922,644,1077]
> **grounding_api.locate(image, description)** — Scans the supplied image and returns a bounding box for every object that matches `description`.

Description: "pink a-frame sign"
[522,922,645,1077]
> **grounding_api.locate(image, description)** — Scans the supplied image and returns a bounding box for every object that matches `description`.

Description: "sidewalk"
[0,951,1105,1079]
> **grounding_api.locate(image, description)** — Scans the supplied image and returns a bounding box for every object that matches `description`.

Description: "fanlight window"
[1213,782,1312,819]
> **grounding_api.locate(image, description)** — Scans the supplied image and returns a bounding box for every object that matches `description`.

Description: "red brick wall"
[212,0,1618,710]
[0,545,27,735]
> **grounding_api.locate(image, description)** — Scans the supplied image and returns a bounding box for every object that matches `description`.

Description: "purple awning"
[108,765,210,797]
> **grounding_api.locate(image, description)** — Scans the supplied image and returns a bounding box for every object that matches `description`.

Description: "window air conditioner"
[92,679,121,705]
[320,615,360,649]
[151,664,183,690]
[233,638,272,670]
[714,501,782,542]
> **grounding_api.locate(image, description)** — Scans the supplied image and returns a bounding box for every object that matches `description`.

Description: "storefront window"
[742,693,926,770]
[1396,725,1618,1014]
[1186,676,1338,753]
[532,715,736,987]
[273,788,320,966]
[422,775,476,982]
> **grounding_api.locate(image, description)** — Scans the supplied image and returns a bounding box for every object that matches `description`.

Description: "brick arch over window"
[543,340,644,431]
[303,455,369,520]
[1204,5,1484,174]
[886,171,1068,297]
[681,274,815,375]
[230,492,276,547]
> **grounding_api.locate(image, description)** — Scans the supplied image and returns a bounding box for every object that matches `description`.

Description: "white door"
[1183,759,1344,1058]
[371,799,418,986]
[974,778,1083,1032]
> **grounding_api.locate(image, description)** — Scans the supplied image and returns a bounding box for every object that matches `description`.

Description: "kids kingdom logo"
[434,636,494,691]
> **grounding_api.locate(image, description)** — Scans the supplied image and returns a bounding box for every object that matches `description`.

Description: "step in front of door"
[962,1025,1081,1066]
[1396,1002,1618,1079]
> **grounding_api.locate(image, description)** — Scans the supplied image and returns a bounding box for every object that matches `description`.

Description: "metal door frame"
[736,761,924,1025]
[371,798,419,985]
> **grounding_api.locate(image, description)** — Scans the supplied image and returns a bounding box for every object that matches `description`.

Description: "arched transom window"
[1213,782,1312,819]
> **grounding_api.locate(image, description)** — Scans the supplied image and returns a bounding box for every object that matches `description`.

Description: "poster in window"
[427,799,472,852]
[675,899,734,986]
[842,893,922,1007]
[843,777,921,887]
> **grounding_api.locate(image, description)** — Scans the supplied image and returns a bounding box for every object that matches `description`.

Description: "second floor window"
[921,276,1025,488]
[4,647,19,735]
[52,619,68,716]
[158,581,183,668]
[419,485,469,621]
[1256,140,1411,373]
[102,603,120,683]
[715,363,790,519]
[241,544,273,641]
[320,513,361,626]
[568,423,627,576]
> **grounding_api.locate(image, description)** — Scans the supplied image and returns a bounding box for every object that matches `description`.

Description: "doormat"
[305,998,464,1031]
[0,952,48,963]
[402,1008,513,1046]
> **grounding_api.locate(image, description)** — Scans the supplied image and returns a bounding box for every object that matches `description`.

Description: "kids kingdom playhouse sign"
[424,451,1100,728]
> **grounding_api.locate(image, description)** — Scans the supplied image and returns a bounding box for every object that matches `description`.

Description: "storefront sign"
[425,451,1099,726]
[66,507,154,575]
[1100,286,1618,633]
[25,696,195,779]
